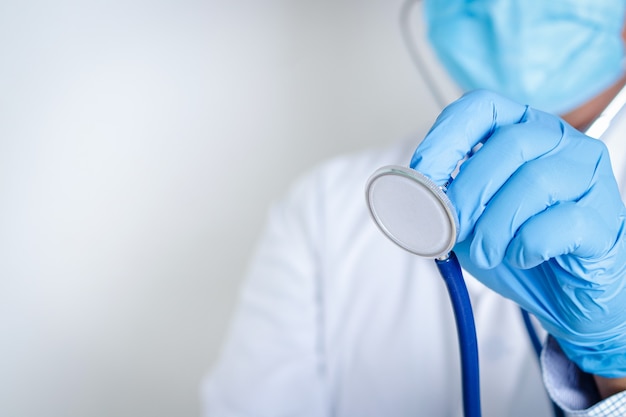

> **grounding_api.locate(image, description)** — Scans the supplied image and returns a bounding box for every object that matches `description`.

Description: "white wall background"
[0,1,444,416]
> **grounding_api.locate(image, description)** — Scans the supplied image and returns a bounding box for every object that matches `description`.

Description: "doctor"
[203,1,626,416]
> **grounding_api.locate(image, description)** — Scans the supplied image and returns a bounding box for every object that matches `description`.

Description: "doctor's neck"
[561,73,626,132]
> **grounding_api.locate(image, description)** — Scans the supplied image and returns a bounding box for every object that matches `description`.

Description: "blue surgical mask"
[424,0,626,114]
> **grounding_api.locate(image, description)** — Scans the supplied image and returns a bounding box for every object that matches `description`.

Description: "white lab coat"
[203,110,626,417]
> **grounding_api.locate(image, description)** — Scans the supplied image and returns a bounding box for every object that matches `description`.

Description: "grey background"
[0,1,449,416]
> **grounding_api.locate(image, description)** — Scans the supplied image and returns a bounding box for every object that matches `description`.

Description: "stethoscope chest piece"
[365,165,458,259]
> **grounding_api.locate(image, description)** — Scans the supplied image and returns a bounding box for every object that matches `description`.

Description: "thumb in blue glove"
[411,89,626,378]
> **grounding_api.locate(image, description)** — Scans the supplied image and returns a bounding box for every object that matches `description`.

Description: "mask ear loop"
[399,0,459,110]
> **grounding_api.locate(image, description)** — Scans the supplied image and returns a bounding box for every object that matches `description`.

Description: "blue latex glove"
[411,90,626,377]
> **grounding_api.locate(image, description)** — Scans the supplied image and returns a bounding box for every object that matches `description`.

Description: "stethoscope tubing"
[435,252,482,417]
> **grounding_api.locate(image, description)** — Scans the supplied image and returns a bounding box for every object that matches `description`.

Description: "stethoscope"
[364,82,626,417]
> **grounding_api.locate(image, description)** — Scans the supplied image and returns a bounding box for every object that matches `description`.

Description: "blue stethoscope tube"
[435,252,481,417]
[437,251,564,417]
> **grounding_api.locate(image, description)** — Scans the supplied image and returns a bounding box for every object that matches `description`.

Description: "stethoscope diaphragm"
[365,165,458,259]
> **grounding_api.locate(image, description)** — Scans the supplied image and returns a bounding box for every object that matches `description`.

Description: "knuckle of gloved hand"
[458,89,500,119]
[583,134,610,160]
[562,131,610,165]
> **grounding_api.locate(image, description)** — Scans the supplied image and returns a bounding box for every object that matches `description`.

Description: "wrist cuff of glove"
[557,336,626,378]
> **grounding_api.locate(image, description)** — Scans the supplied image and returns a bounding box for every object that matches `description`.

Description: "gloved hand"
[411,89,626,377]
